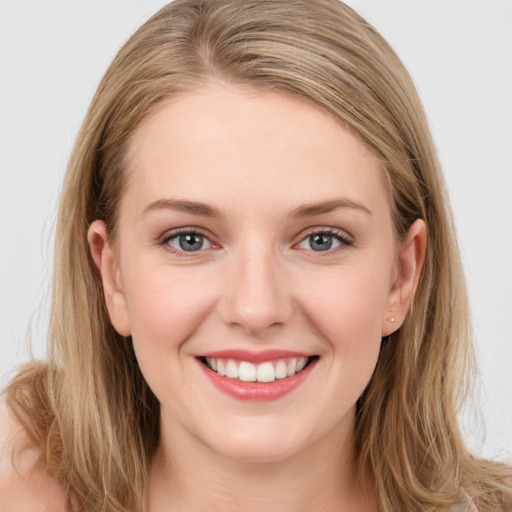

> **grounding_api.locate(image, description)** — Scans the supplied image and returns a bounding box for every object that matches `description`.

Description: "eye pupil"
[179,233,203,251]
[310,233,333,251]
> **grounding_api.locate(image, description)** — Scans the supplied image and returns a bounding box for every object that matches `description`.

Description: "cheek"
[300,267,389,407]
[297,262,391,350]
[123,267,216,363]
[121,269,220,411]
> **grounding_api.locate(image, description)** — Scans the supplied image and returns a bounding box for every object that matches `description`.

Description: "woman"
[2,0,511,510]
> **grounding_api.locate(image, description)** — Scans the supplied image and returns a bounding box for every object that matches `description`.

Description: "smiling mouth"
[199,356,319,383]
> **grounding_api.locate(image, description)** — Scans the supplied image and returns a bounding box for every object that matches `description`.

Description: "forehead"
[121,83,388,216]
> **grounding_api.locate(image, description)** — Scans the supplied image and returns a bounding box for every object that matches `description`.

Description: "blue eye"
[167,232,212,252]
[297,231,349,252]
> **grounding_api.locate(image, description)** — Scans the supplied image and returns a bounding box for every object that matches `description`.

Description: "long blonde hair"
[6,1,512,510]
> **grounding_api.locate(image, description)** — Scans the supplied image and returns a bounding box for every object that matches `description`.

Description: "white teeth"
[226,359,239,379]
[239,361,257,382]
[256,362,275,383]
[217,360,226,376]
[205,356,313,382]
[275,360,287,379]
[286,359,297,377]
[296,357,308,372]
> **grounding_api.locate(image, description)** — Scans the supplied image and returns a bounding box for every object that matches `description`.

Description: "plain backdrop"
[1,1,511,462]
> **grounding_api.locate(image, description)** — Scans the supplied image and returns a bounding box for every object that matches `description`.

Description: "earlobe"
[382,219,427,336]
[87,220,131,336]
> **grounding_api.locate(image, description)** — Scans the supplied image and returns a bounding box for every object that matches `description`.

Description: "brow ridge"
[142,197,371,219]
[290,198,372,217]
[142,198,221,217]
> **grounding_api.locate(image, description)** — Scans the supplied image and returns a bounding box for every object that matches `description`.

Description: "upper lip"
[196,349,315,364]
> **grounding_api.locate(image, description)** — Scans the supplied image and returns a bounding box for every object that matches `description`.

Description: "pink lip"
[197,356,318,402]
[196,349,313,364]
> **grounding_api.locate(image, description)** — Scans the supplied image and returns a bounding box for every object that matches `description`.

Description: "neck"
[148,413,375,512]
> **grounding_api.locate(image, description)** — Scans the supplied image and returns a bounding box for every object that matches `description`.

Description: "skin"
[0,400,76,511]
[88,82,426,511]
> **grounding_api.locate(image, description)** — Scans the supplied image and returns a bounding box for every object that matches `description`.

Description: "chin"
[215,441,302,464]
[203,421,313,464]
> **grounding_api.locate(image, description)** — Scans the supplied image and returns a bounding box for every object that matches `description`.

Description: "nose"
[219,246,294,336]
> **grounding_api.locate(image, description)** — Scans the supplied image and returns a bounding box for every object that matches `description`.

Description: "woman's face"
[91,83,422,462]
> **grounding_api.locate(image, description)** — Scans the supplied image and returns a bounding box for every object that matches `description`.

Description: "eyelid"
[157,226,353,255]
[159,227,218,253]
[159,226,210,243]
[294,226,354,250]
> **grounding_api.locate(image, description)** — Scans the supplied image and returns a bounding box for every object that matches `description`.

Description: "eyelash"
[297,227,353,253]
[159,227,353,256]
[159,228,214,257]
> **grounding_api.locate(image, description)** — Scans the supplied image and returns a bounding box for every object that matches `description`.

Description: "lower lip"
[199,358,318,402]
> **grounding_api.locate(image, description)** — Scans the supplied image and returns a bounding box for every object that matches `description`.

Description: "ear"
[382,219,427,336]
[88,220,131,336]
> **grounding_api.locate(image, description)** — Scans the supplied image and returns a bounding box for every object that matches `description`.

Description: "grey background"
[1,1,511,461]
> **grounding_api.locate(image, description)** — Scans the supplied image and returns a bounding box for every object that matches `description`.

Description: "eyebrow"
[141,197,372,219]
[289,198,373,218]
[142,198,221,218]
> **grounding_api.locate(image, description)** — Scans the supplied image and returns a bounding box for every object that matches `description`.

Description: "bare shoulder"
[0,399,70,512]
